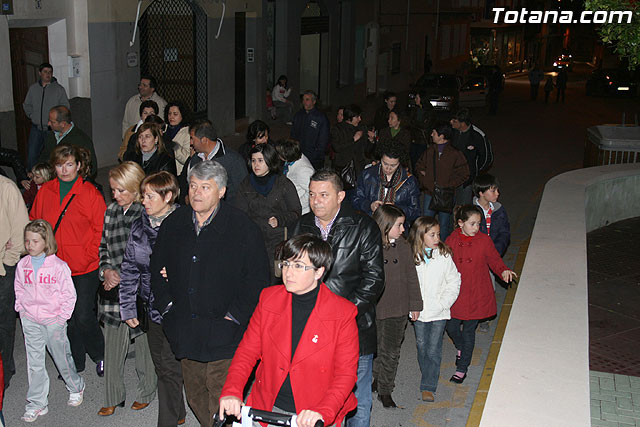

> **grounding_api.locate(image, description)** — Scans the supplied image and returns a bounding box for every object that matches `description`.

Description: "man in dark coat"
[38,105,98,178]
[290,90,330,170]
[292,169,384,427]
[177,119,247,206]
[450,108,489,206]
[150,160,270,426]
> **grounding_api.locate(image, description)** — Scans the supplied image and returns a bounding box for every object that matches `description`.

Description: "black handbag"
[340,159,357,191]
[136,295,150,333]
[428,151,455,213]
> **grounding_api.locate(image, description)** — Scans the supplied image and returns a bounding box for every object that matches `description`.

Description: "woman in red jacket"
[444,205,516,384]
[30,144,106,376]
[219,234,359,427]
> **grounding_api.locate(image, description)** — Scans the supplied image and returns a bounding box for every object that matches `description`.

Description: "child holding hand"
[14,220,85,423]
[444,205,517,384]
[409,216,460,402]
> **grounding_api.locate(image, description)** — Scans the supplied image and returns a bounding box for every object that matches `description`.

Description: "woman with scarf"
[353,140,421,224]
[123,123,177,176]
[97,162,157,416]
[163,101,191,175]
[119,171,187,426]
[235,143,301,282]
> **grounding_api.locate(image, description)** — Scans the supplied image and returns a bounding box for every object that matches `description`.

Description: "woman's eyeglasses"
[278,260,317,272]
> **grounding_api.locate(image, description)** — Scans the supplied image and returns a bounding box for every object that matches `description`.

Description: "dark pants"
[556,87,566,103]
[0,265,17,387]
[68,270,104,371]
[373,316,408,395]
[445,318,479,374]
[181,358,232,427]
[488,92,499,115]
[545,90,552,103]
[530,83,540,100]
[27,125,47,170]
[148,320,187,427]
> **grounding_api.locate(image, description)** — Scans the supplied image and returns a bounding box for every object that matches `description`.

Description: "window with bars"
[140,0,208,118]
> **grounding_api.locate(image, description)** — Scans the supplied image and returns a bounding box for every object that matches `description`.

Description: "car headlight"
[442,96,453,101]
[553,62,558,66]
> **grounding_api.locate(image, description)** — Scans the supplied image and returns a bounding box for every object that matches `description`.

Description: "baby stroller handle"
[213,405,324,427]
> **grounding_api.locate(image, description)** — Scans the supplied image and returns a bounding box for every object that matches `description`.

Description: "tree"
[585,0,640,69]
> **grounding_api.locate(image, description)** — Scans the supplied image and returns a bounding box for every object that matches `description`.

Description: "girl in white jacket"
[14,220,84,423]
[408,216,461,403]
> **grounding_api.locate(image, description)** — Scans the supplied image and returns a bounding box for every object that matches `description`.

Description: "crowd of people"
[0,63,518,427]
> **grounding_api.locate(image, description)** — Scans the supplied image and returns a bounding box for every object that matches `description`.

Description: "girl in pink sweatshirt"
[14,220,85,423]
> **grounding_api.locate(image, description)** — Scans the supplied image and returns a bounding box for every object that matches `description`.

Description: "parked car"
[553,54,573,71]
[412,73,460,112]
[459,75,489,108]
[585,68,639,97]
[412,73,490,111]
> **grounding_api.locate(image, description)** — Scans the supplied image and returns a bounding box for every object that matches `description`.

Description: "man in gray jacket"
[23,63,69,170]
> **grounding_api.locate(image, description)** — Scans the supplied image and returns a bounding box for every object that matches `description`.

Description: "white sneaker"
[68,388,84,407]
[21,407,48,422]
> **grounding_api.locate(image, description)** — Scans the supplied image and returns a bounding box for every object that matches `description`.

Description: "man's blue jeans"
[423,193,453,242]
[27,125,47,170]
[414,320,446,393]
[347,354,373,427]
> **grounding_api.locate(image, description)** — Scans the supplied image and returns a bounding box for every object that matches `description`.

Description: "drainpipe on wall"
[130,0,142,47]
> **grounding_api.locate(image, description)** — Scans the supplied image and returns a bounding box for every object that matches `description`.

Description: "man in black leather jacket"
[292,168,384,427]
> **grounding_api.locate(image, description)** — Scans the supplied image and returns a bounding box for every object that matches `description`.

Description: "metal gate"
[140,0,208,118]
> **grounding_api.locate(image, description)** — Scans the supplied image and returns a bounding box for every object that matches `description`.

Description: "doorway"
[9,27,49,162]
[300,1,328,103]
[235,12,246,119]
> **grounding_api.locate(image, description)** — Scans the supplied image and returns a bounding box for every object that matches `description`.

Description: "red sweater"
[30,177,105,276]
[445,228,508,320]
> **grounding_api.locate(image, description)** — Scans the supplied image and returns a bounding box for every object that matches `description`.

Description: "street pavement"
[4,62,639,426]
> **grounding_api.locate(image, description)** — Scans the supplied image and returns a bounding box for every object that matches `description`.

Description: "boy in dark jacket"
[473,174,511,332]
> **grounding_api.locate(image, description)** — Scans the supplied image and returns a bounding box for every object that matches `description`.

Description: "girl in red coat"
[444,205,516,384]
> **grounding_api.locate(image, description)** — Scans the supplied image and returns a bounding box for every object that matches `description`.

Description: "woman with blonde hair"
[97,161,157,416]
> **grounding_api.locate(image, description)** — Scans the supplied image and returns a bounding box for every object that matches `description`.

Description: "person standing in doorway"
[291,90,330,170]
[23,63,70,170]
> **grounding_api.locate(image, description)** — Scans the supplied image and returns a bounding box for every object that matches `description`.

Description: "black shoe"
[377,394,397,408]
[449,373,467,384]
[96,360,105,377]
[371,379,377,393]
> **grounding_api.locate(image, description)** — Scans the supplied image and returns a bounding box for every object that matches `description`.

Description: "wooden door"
[9,27,49,162]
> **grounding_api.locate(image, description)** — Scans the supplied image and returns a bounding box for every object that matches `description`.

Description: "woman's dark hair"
[246,120,270,143]
[144,114,165,127]
[453,204,483,227]
[388,109,405,126]
[164,101,191,126]
[280,233,333,272]
[343,104,362,123]
[249,142,282,174]
[433,120,453,142]
[139,100,159,117]
[372,204,405,249]
[376,140,408,165]
[136,123,167,155]
[50,144,91,178]
[383,91,397,101]
[273,139,302,162]
[141,171,180,204]
[277,75,288,86]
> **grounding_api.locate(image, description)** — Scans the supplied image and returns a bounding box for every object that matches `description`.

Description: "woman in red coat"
[30,144,106,376]
[219,234,359,427]
[444,205,516,384]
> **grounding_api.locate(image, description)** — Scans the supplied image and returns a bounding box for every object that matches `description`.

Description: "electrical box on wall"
[68,56,81,78]
[1,0,13,15]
